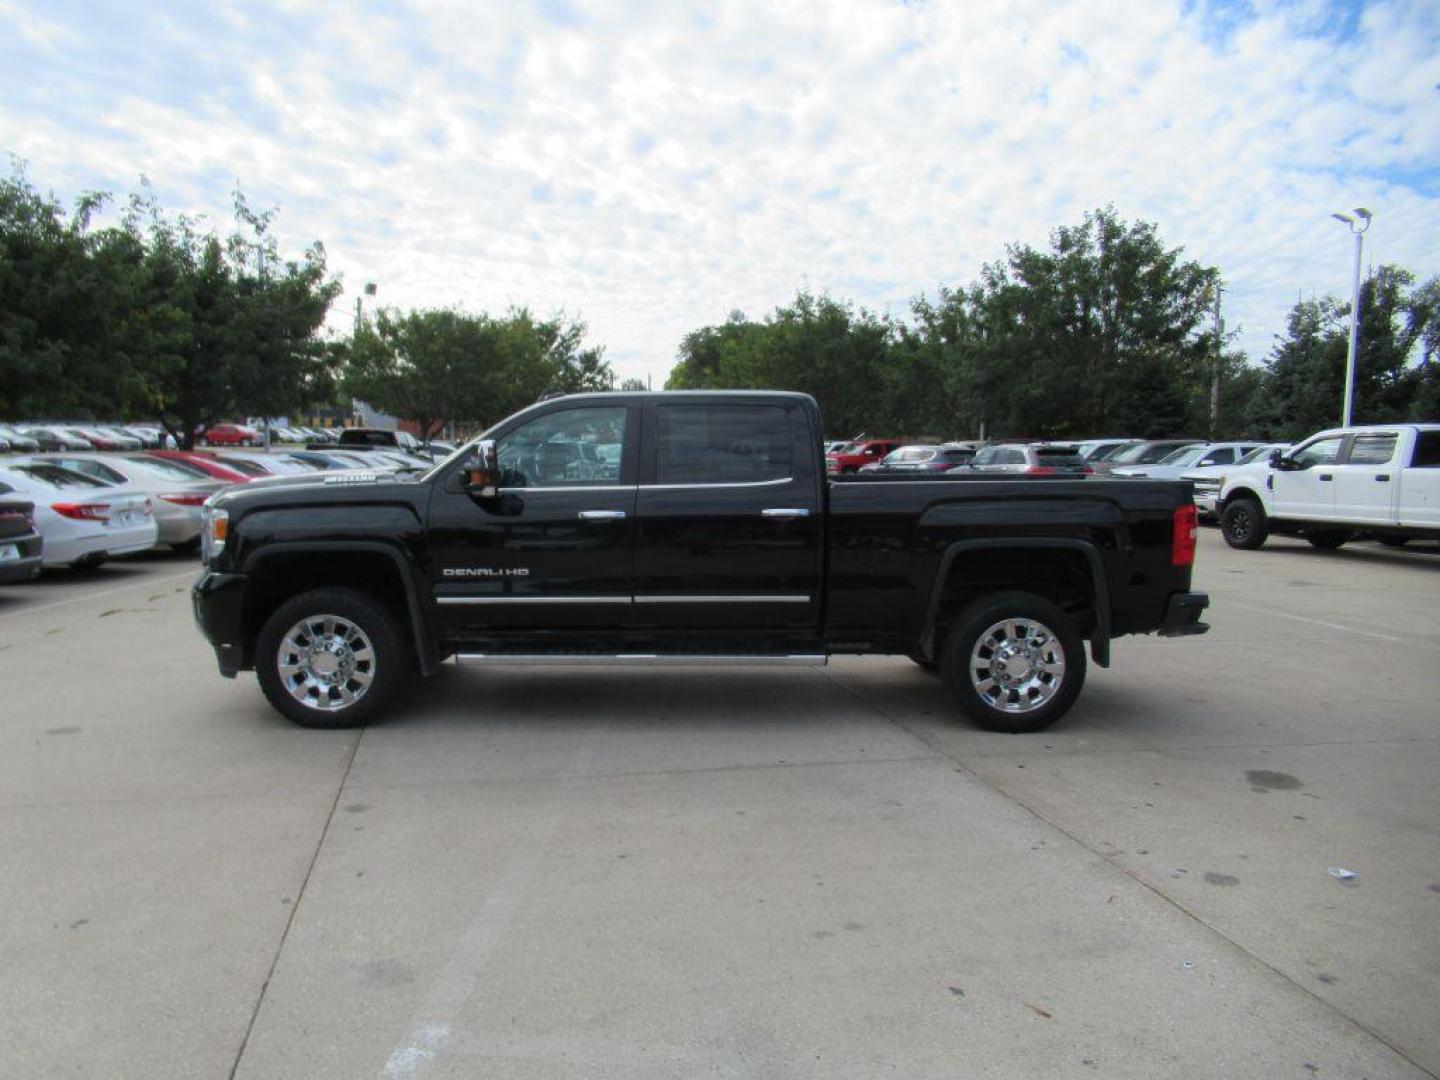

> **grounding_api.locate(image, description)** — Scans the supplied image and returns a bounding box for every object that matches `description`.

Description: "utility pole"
[1210,285,1222,440]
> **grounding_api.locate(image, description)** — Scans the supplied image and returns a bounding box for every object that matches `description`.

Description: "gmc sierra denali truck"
[192,391,1209,733]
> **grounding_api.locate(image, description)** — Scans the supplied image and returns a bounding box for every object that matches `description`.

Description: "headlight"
[201,507,229,562]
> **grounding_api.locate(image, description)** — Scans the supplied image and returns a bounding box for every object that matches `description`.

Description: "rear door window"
[1346,434,1398,465]
[1409,432,1440,467]
[656,405,793,484]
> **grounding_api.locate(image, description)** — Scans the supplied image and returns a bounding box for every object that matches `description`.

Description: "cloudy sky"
[2,0,1437,386]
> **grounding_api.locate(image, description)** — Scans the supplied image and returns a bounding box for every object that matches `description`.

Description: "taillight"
[1172,503,1198,566]
[1026,465,1056,475]
[159,493,208,506]
[51,502,110,522]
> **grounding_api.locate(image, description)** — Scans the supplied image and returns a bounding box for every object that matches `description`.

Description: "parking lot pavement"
[1,532,1437,1079]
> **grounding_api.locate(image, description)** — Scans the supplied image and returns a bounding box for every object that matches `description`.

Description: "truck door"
[1398,430,1440,528]
[1272,434,1346,519]
[633,400,822,634]
[426,402,638,634]
[1332,431,1400,526]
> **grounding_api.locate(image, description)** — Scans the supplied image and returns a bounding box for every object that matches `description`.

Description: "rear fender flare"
[919,538,1111,668]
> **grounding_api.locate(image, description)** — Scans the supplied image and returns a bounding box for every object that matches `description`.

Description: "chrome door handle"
[578,510,626,521]
[761,508,810,519]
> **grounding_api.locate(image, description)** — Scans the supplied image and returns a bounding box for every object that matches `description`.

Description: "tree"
[618,376,648,391]
[0,165,342,445]
[957,208,1219,438]
[1262,267,1437,440]
[343,306,613,435]
[344,308,500,442]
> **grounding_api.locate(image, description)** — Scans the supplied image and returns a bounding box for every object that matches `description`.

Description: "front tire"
[942,591,1086,733]
[255,588,404,728]
[1221,497,1268,550]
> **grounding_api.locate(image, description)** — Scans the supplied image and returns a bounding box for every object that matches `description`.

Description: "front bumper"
[192,569,248,676]
[1158,591,1210,637]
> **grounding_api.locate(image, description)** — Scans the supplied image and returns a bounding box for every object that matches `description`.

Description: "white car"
[23,453,227,550]
[1181,444,1286,519]
[0,463,157,568]
[1112,441,1268,480]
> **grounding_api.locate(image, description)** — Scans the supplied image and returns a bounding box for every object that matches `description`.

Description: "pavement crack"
[227,726,367,1080]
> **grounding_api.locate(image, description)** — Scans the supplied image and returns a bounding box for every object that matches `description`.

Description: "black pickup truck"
[193,391,1208,732]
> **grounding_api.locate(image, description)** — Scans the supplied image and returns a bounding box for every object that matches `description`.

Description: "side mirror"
[461,439,500,498]
[1268,449,1286,470]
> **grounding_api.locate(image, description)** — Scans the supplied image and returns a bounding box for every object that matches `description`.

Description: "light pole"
[354,281,378,336]
[1330,208,1372,427]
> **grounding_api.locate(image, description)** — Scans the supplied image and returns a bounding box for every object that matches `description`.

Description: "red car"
[825,438,902,474]
[145,451,255,485]
[201,423,262,447]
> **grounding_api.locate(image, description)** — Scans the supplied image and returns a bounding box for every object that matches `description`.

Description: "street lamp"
[1331,208,1372,427]
[354,281,378,335]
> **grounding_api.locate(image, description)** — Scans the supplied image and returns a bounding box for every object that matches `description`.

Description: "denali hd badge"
[443,567,530,577]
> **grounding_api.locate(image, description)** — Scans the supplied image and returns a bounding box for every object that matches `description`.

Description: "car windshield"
[887,447,936,463]
[16,463,108,488]
[138,456,209,479]
[1159,445,1209,467]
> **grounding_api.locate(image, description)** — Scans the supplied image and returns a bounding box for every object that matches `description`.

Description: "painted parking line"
[0,568,196,621]
[1225,600,1411,646]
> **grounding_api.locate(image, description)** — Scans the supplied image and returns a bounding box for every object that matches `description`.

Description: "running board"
[453,653,828,667]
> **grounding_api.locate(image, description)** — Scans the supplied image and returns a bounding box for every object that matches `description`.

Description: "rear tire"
[941,591,1086,733]
[1221,497,1268,550]
[1306,531,1349,550]
[255,587,405,728]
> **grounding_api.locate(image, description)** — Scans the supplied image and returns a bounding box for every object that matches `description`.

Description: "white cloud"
[1,0,1438,389]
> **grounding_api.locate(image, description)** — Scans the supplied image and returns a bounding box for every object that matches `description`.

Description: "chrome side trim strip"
[497,485,635,494]
[436,596,631,605]
[633,595,811,604]
[643,477,793,490]
[455,653,828,667]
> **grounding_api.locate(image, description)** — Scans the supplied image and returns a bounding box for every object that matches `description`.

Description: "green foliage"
[0,164,341,447]
[667,210,1224,438]
[343,307,611,436]
[1262,267,1438,440]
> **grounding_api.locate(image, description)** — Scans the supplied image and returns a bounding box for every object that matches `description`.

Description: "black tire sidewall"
[255,587,403,728]
[942,591,1087,733]
[1221,497,1267,550]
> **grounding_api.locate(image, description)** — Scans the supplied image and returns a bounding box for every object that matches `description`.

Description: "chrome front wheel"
[276,614,376,712]
[256,587,404,728]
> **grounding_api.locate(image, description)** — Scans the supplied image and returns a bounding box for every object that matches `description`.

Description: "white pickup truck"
[1216,424,1440,550]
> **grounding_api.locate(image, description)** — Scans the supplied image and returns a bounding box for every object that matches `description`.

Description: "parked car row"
[0,441,436,577]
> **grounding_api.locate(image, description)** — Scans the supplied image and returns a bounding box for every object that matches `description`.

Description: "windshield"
[1159,445,1209,467]
[886,447,936,463]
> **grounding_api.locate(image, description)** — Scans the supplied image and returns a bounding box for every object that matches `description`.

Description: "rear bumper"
[0,530,44,583]
[193,570,248,676]
[1158,591,1210,637]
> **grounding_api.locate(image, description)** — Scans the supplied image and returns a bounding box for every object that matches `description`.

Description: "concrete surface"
[0,533,1436,1079]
